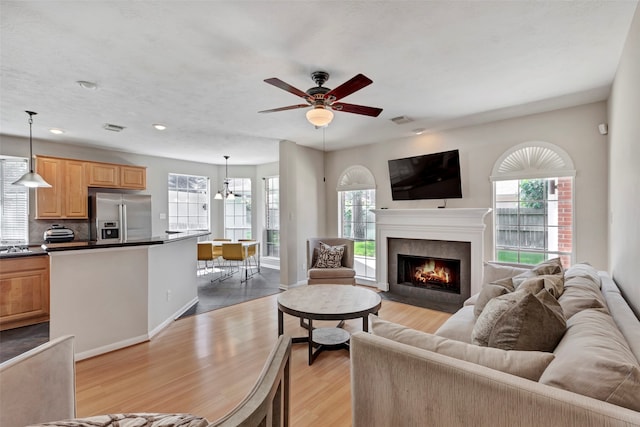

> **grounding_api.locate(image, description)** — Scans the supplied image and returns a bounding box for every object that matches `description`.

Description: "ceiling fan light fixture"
[306,107,334,127]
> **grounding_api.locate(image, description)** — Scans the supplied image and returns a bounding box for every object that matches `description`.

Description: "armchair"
[306,237,356,285]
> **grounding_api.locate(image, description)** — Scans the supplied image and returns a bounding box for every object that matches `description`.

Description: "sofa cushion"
[308,266,356,279]
[434,305,476,344]
[313,242,345,268]
[28,413,209,427]
[564,262,601,287]
[472,289,566,352]
[371,315,554,381]
[558,281,609,320]
[539,309,640,412]
[474,277,514,318]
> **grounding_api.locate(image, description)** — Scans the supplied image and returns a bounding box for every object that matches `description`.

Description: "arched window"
[491,142,575,267]
[337,165,376,281]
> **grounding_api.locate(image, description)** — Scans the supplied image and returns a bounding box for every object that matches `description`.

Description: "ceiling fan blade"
[259,104,309,113]
[331,102,383,117]
[324,74,373,102]
[264,78,310,99]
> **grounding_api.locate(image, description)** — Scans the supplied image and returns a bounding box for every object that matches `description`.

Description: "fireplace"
[387,238,471,310]
[398,254,461,294]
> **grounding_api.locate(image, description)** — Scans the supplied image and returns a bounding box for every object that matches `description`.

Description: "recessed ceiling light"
[152,124,167,130]
[77,80,98,90]
[412,128,426,135]
[49,128,65,135]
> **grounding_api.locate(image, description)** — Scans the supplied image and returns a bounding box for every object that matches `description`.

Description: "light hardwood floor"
[75,290,450,426]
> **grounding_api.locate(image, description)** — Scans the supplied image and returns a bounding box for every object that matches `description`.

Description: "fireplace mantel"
[372,208,491,295]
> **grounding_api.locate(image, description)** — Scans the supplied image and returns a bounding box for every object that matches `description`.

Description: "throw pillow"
[29,413,210,427]
[518,274,565,298]
[482,261,531,285]
[539,309,640,412]
[472,289,566,352]
[313,243,345,268]
[512,257,564,288]
[371,315,555,381]
[474,277,514,318]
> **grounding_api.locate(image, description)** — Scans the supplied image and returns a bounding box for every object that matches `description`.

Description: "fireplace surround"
[372,208,492,301]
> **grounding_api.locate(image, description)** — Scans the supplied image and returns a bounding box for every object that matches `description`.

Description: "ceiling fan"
[259,71,383,127]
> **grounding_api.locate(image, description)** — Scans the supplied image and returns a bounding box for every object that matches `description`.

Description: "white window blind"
[1,157,29,244]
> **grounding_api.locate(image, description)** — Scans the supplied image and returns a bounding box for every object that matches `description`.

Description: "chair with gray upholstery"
[307,237,356,285]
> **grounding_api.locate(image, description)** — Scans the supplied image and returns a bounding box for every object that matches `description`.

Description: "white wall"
[278,140,324,287]
[324,101,610,270]
[608,5,640,316]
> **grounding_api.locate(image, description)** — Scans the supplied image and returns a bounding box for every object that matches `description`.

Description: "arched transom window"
[491,142,576,267]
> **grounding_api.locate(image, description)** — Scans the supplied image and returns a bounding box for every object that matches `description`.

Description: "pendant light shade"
[215,155,235,200]
[12,111,52,188]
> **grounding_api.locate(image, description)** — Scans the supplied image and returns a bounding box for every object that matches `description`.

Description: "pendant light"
[214,155,235,200]
[12,111,52,188]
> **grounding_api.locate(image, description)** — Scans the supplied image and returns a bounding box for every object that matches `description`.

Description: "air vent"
[390,115,413,125]
[103,123,125,132]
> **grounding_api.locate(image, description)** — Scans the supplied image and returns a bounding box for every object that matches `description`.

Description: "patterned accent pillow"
[28,413,209,427]
[314,243,345,268]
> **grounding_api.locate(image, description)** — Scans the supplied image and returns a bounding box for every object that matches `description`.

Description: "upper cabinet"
[120,165,146,190]
[87,162,120,187]
[36,157,87,219]
[36,156,146,219]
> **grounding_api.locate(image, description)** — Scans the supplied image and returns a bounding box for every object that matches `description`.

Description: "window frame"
[167,173,210,232]
[1,157,29,244]
[224,177,252,240]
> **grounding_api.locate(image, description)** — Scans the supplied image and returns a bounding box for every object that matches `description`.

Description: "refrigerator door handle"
[122,203,128,241]
[118,204,125,241]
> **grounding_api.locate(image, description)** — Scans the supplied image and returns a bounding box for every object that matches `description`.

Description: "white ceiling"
[1,1,637,166]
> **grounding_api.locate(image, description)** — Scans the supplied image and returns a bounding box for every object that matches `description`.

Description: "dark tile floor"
[0,266,282,363]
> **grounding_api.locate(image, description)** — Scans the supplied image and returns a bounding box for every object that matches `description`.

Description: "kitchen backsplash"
[29,219,90,244]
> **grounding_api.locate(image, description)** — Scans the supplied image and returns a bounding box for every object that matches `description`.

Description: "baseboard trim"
[75,334,149,361]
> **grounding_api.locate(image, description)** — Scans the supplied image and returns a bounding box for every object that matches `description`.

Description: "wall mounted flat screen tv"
[388,149,462,200]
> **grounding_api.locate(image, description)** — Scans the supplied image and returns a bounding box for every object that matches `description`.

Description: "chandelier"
[214,155,235,200]
[12,111,52,188]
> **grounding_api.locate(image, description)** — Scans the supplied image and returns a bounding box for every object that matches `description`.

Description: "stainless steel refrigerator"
[90,192,152,241]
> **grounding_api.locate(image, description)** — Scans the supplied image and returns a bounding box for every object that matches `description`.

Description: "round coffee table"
[277,285,382,365]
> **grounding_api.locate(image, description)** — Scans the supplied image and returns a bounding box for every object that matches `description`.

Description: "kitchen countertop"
[0,230,210,258]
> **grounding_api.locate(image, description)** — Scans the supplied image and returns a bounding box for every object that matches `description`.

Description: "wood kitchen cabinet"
[87,162,146,190]
[0,256,50,331]
[36,156,88,219]
[35,156,146,219]
[120,165,146,189]
[87,162,120,187]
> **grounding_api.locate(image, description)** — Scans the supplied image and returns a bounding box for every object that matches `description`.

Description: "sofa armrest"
[0,335,76,427]
[350,332,640,427]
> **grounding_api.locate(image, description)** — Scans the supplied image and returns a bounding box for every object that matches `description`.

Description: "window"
[1,157,29,244]
[337,166,377,281]
[225,178,251,240]
[495,178,573,266]
[264,176,279,257]
[491,142,575,267]
[168,173,209,231]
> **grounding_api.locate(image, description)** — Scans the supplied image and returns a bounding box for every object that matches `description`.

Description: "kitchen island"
[43,231,208,360]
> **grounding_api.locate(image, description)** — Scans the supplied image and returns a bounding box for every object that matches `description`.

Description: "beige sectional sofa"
[351,261,640,426]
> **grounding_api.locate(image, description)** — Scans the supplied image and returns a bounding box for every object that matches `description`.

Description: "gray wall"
[608,5,640,317]
[323,101,609,272]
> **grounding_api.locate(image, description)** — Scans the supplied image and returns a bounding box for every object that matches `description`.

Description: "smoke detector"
[103,123,125,132]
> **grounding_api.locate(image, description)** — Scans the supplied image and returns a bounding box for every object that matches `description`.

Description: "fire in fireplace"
[397,254,461,294]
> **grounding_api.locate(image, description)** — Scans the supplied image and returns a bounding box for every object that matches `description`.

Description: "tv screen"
[388,149,462,200]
